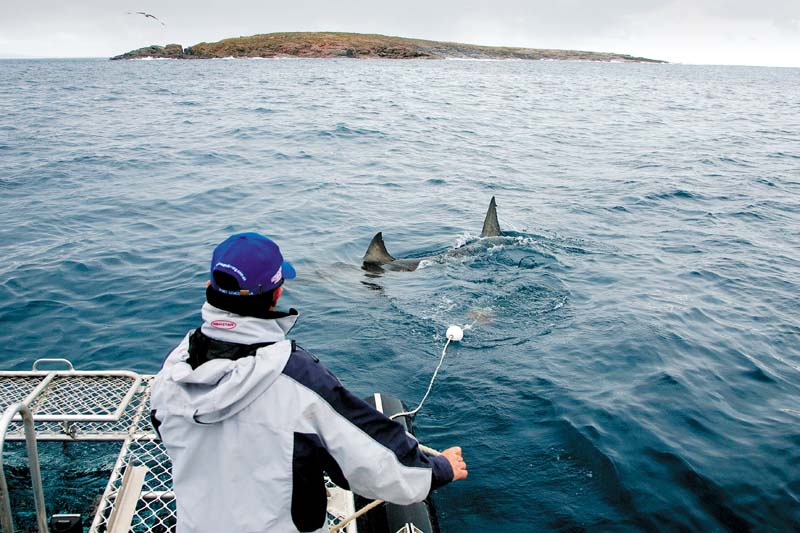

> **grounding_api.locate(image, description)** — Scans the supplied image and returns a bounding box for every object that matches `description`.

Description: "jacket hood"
[151,304,298,424]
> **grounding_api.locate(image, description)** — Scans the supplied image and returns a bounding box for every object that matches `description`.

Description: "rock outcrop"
[111,32,666,63]
[112,43,186,60]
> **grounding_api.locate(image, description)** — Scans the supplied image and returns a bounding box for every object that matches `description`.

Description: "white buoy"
[446,325,464,342]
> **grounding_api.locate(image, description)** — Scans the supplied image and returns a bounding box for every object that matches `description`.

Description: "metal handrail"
[0,403,49,533]
[31,359,74,372]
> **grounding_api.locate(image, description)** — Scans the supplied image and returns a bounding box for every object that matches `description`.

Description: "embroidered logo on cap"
[214,262,247,281]
[270,267,282,284]
[210,320,237,330]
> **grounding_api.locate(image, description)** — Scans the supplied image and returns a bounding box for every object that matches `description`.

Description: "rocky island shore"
[111,32,665,63]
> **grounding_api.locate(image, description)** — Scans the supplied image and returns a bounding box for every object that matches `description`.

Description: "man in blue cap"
[150,232,467,533]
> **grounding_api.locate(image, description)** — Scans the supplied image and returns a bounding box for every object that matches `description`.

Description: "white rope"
[329,445,442,533]
[329,499,384,532]
[389,338,451,421]
[330,338,455,532]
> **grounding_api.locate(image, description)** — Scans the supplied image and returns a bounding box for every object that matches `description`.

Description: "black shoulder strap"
[291,341,320,362]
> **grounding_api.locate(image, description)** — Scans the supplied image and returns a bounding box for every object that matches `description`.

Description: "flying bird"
[127,11,166,26]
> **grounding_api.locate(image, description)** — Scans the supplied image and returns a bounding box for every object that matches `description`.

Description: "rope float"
[330,325,464,533]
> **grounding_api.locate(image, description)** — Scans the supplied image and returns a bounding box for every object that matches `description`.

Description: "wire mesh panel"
[55,377,153,439]
[0,376,42,412]
[129,439,175,533]
[3,377,151,440]
[92,437,176,533]
[30,375,137,418]
[132,379,156,436]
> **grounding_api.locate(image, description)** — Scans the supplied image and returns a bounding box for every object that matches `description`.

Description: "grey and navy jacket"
[150,303,453,533]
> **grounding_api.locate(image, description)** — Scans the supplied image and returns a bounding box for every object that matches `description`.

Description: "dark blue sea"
[1,57,799,531]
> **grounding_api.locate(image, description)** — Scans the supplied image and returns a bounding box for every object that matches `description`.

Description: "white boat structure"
[0,359,435,533]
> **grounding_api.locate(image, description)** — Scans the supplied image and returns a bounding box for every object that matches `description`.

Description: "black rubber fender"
[355,393,441,533]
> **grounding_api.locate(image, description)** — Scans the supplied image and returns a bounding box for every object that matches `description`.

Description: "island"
[111,32,665,63]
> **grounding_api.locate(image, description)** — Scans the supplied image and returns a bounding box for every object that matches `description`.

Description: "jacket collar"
[199,303,298,345]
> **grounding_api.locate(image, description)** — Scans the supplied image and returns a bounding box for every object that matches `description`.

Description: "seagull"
[127,11,166,26]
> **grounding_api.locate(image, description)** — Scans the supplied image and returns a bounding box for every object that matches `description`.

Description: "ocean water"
[1,57,799,531]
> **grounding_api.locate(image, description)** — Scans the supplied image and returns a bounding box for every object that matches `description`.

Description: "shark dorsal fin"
[363,232,396,264]
[480,196,501,237]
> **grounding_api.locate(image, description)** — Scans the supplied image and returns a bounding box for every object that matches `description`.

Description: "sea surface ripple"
[1,58,799,531]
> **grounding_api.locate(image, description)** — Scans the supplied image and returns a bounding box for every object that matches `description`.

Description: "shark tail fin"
[363,232,396,264]
[480,196,501,237]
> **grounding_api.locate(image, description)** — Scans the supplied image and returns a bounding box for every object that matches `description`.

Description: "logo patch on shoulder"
[210,320,237,330]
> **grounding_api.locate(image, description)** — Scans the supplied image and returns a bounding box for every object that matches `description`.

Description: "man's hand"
[441,446,468,481]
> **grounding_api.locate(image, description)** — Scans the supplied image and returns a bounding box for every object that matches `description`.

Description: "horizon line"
[1,56,799,69]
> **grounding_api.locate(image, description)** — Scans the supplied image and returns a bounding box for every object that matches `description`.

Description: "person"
[150,232,467,533]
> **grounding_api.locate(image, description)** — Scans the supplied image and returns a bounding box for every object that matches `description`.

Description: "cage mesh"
[30,375,136,417]
[92,437,175,533]
[0,376,41,412]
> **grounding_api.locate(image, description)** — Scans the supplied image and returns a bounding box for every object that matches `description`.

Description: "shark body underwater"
[362,197,502,273]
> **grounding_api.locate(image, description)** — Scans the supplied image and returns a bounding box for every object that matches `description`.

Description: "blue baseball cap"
[209,232,296,296]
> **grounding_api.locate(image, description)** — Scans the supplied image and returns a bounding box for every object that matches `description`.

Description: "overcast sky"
[2,0,799,67]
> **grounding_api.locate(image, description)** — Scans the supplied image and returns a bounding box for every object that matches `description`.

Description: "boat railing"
[0,402,49,533]
[0,358,161,532]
